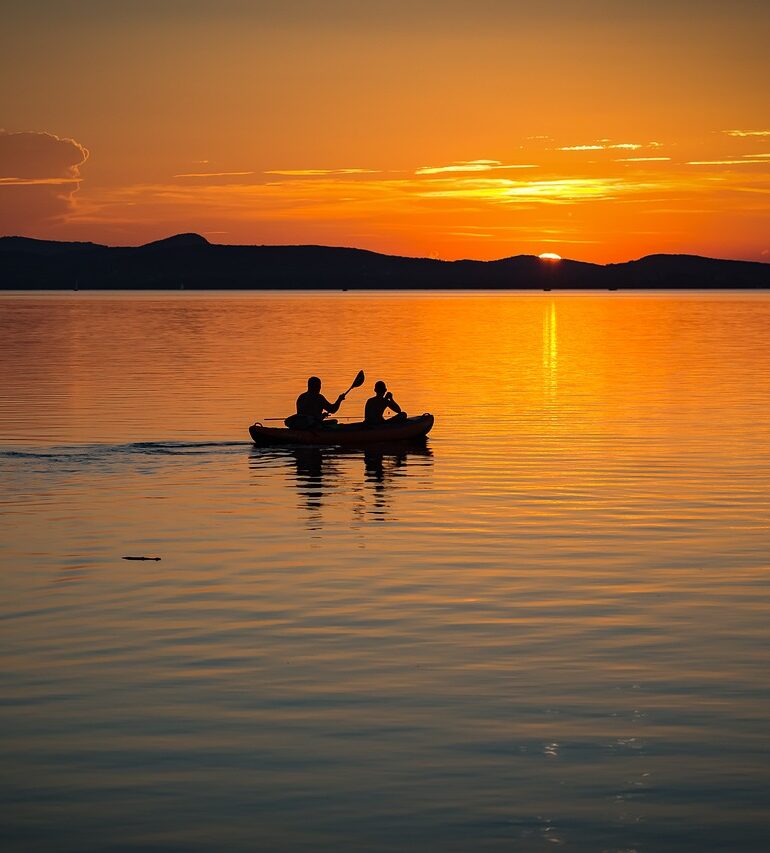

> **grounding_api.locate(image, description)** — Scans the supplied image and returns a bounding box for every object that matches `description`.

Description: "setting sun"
[538,252,562,261]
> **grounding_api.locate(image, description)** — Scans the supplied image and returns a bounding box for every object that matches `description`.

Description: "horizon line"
[1,232,768,268]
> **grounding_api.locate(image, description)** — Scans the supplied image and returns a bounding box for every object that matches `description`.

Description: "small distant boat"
[249,414,434,447]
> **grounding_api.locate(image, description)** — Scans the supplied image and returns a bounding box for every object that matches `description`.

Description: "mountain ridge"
[1,234,767,289]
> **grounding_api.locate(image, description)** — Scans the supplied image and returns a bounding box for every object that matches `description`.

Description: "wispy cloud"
[538,237,602,244]
[442,226,601,244]
[616,157,672,162]
[415,159,538,175]
[68,175,416,225]
[416,176,648,203]
[557,145,605,151]
[0,176,83,185]
[264,168,378,176]
[723,130,770,137]
[687,159,770,165]
[558,143,644,151]
[173,171,255,178]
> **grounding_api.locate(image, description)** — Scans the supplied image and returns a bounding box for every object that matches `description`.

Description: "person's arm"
[385,392,401,414]
[322,393,345,414]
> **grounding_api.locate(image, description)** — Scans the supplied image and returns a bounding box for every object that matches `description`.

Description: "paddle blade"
[352,370,365,388]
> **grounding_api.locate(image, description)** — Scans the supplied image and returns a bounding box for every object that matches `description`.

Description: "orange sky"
[1,1,768,262]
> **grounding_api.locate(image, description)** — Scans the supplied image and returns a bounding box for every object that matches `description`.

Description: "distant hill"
[1,234,768,289]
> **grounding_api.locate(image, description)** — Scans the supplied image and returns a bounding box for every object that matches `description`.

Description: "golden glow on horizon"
[1,3,768,262]
[42,146,769,263]
[5,124,768,263]
[539,252,562,260]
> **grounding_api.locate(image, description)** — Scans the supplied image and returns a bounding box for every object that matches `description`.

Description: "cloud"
[723,130,770,137]
[66,174,416,229]
[616,157,671,162]
[687,159,770,165]
[558,143,644,151]
[0,129,88,179]
[173,171,255,178]
[415,159,538,175]
[0,130,89,233]
[264,168,378,176]
[557,145,605,151]
[415,176,644,203]
[0,177,87,185]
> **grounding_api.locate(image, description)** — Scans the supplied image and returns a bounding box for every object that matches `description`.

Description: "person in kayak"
[364,381,407,425]
[286,376,345,428]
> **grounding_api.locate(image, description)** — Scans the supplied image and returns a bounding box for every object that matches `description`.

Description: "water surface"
[2,291,770,851]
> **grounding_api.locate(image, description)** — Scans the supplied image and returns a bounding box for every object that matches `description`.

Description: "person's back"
[287,376,345,428]
[364,380,404,424]
[296,389,327,421]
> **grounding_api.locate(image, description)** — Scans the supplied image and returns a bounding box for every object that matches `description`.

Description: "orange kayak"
[249,414,434,446]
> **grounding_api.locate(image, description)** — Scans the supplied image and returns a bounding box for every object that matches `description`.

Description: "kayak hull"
[249,414,434,447]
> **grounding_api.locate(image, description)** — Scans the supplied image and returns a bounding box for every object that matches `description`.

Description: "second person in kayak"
[364,381,407,425]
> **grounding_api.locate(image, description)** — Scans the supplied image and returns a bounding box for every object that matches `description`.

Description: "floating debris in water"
[122,556,161,561]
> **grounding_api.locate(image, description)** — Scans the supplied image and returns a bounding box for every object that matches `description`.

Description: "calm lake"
[2,291,770,852]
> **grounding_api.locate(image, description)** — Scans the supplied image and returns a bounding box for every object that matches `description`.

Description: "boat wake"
[0,440,251,468]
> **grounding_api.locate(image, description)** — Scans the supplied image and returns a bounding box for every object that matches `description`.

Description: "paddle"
[261,371,365,421]
[341,369,365,399]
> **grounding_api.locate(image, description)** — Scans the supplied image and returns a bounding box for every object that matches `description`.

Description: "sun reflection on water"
[543,300,558,407]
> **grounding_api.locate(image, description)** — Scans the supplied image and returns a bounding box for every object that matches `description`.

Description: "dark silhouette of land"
[1,233,768,289]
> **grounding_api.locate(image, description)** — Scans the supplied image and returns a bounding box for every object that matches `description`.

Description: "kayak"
[249,413,434,447]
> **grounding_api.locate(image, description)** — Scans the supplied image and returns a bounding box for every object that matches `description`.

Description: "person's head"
[374,380,387,396]
[307,376,322,393]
